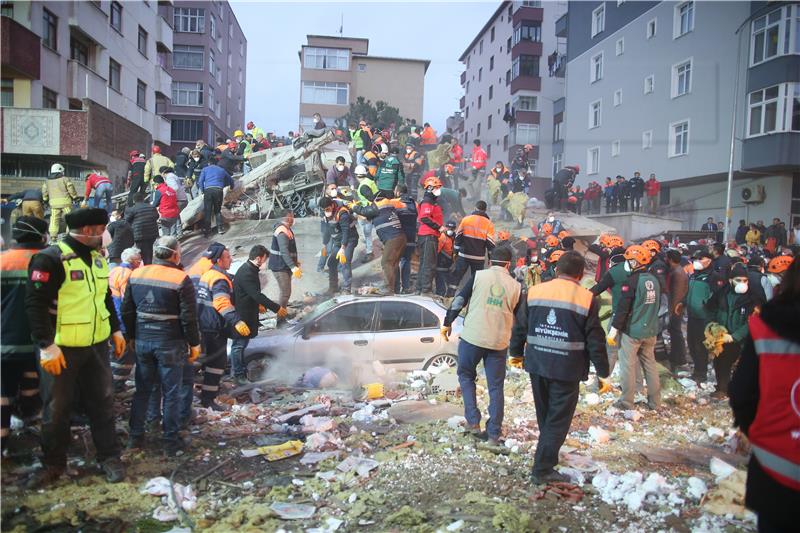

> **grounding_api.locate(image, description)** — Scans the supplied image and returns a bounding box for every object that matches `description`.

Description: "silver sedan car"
[245,295,464,376]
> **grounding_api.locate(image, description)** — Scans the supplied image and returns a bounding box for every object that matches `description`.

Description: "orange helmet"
[606,235,624,248]
[541,223,553,236]
[445,164,455,174]
[599,234,612,247]
[498,230,511,241]
[641,239,661,253]
[549,250,565,263]
[423,176,442,189]
[558,230,570,240]
[767,255,793,274]
[545,235,560,248]
[624,245,652,266]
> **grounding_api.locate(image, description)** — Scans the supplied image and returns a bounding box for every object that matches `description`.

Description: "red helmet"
[247,121,255,130]
[445,164,455,174]
[571,164,581,173]
[129,150,140,158]
[152,145,161,154]
[227,141,237,150]
[549,250,565,263]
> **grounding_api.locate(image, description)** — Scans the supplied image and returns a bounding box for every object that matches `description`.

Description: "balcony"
[152,114,171,145]
[742,132,800,173]
[460,71,467,85]
[510,76,541,94]
[514,110,540,124]
[67,60,107,105]
[155,14,173,52]
[154,63,172,98]
[513,6,544,25]
[511,40,543,59]
[460,95,466,109]
[555,13,568,38]
[1,16,40,79]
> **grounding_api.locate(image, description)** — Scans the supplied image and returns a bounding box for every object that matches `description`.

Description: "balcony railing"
[555,13,568,38]
[67,59,107,104]
[1,16,40,79]
[460,71,467,85]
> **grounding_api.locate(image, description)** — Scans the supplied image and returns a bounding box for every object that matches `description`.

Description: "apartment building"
[298,35,429,131]
[1,0,173,190]
[458,0,568,184]
[560,1,800,229]
[164,0,247,154]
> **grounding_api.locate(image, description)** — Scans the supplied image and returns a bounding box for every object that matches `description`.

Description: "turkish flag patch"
[70,270,85,281]
[621,285,630,292]
[30,270,50,282]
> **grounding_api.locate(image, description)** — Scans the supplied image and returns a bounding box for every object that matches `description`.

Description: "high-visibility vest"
[109,265,134,299]
[357,178,379,206]
[1,247,38,356]
[54,241,111,347]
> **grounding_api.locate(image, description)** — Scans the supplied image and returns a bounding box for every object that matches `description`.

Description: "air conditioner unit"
[741,185,766,204]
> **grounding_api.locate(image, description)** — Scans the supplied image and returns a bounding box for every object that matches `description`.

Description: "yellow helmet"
[233,129,244,138]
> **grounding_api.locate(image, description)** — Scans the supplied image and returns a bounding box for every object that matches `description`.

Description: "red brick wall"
[59,111,88,158]
[85,100,152,188]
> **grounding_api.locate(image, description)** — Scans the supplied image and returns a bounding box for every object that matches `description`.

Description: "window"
[313,300,375,331]
[671,58,692,98]
[553,120,563,141]
[171,119,204,142]
[552,153,562,176]
[647,18,657,39]
[240,41,244,56]
[491,27,495,42]
[357,63,366,72]
[592,4,605,37]
[750,7,796,65]
[503,135,509,151]
[507,37,512,53]
[476,122,481,136]
[70,36,89,66]
[138,26,148,57]
[611,139,621,157]
[136,80,146,109]
[226,82,231,98]
[301,81,348,105]
[209,48,215,74]
[669,119,689,157]
[488,85,493,100]
[479,68,482,81]
[514,22,542,44]
[479,39,483,54]
[513,95,538,111]
[42,87,58,109]
[616,38,624,56]
[42,9,58,50]
[490,56,494,71]
[110,2,123,32]
[227,53,232,68]
[478,95,482,109]
[511,54,539,79]
[238,96,241,111]
[1,3,13,17]
[506,69,511,85]
[674,1,694,38]
[590,52,603,83]
[488,114,492,130]
[172,82,203,106]
[514,123,539,145]
[174,7,205,33]
[642,130,653,149]
[587,147,599,175]
[747,85,779,136]
[1,78,14,107]
[644,74,654,94]
[228,23,233,38]
[378,302,438,331]
[303,47,349,70]
[208,85,215,111]
[466,81,469,94]
[173,45,204,70]
[209,15,216,39]
[108,59,121,91]
[589,99,601,128]
[238,69,242,83]
[216,67,221,85]
[613,89,622,107]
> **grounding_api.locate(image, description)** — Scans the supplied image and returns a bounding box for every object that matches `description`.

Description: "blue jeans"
[397,242,416,293]
[328,240,357,292]
[457,339,507,439]
[129,339,186,444]
[93,182,114,213]
[359,219,373,254]
[229,336,250,378]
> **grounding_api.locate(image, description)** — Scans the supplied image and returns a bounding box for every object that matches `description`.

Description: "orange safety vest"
[109,265,134,299]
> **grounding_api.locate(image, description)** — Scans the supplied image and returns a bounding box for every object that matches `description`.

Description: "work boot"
[201,400,228,412]
[26,466,65,489]
[217,225,226,235]
[100,458,126,483]
[165,437,189,457]
[530,469,571,485]
[126,436,145,450]
[233,375,249,387]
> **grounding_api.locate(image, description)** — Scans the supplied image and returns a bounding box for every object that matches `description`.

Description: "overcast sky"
[230,0,499,135]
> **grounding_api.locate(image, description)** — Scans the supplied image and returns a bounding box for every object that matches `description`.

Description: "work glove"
[291,266,303,279]
[606,327,619,347]
[277,307,289,319]
[336,248,347,265]
[111,331,126,359]
[258,304,267,314]
[234,321,251,337]
[598,377,613,394]
[188,345,201,364]
[40,344,67,376]
[321,246,327,258]
[440,325,452,342]
[80,201,88,208]
[509,356,524,369]
[722,333,734,344]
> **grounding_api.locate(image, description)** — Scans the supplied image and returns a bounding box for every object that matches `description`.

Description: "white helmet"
[50,163,65,174]
[354,164,368,177]
[379,143,389,154]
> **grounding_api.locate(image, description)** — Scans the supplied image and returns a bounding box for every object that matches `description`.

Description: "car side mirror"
[301,323,311,340]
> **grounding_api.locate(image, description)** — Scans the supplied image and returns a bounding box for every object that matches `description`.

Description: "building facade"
[164,0,246,155]
[458,0,568,183]
[1,0,173,190]
[298,35,429,132]
[560,0,800,230]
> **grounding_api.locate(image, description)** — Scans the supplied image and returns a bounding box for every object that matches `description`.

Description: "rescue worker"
[730,256,798,533]
[143,145,174,185]
[1,217,49,451]
[375,145,404,199]
[124,193,159,265]
[268,212,302,309]
[106,210,134,267]
[686,250,726,384]
[197,245,247,411]
[395,184,418,294]
[354,165,376,261]
[765,255,792,300]
[326,156,356,188]
[469,139,488,200]
[589,234,623,283]
[109,247,142,392]
[541,248,564,282]
[642,239,668,290]
[198,161,234,236]
[537,212,564,237]
[82,171,113,213]
[232,245,286,385]
[42,163,78,240]
[151,175,180,237]
[234,129,252,174]
[416,176,444,295]
[665,249,689,372]
[448,201,495,296]
[402,143,426,197]
[320,196,358,295]
[8,188,45,219]
[361,146,380,178]
[353,192,407,294]
[607,245,662,411]
[187,242,225,289]
[443,247,525,446]
[25,208,126,486]
[706,263,758,398]
[435,221,457,296]
[508,251,609,484]
[127,150,147,207]
[122,237,200,455]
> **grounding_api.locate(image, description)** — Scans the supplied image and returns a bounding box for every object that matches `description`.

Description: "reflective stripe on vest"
[198,267,234,313]
[54,241,111,347]
[751,444,800,484]
[0,248,37,283]
[357,179,379,205]
[109,265,133,299]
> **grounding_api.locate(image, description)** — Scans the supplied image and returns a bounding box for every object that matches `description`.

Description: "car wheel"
[424,353,457,371]
[244,352,274,382]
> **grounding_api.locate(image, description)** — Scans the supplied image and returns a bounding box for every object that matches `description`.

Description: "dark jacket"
[712,254,732,276]
[396,194,418,244]
[1,244,46,360]
[106,219,135,262]
[666,264,688,310]
[591,262,629,317]
[745,267,768,307]
[734,224,748,245]
[323,205,357,248]
[708,285,757,342]
[174,151,189,178]
[629,176,645,196]
[125,201,160,241]
[612,269,661,339]
[687,269,726,320]
[218,149,245,174]
[729,298,800,530]
[233,261,281,337]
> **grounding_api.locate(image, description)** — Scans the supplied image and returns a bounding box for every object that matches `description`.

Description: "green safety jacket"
[687,270,725,321]
[375,156,405,192]
[612,270,661,339]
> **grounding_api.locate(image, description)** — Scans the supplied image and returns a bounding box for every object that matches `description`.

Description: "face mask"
[432,188,442,197]
[530,255,538,263]
[71,232,103,249]
[336,164,345,171]
[406,148,413,154]
[548,216,555,222]
[324,210,333,218]
[693,260,705,271]
[733,281,748,294]
[193,157,200,162]
[328,189,338,198]
[446,230,454,237]
[313,118,319,124]
[496,167,503,172]
[624,260,633,273]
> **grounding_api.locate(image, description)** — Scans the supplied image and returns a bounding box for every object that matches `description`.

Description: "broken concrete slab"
[387,400,463,424]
